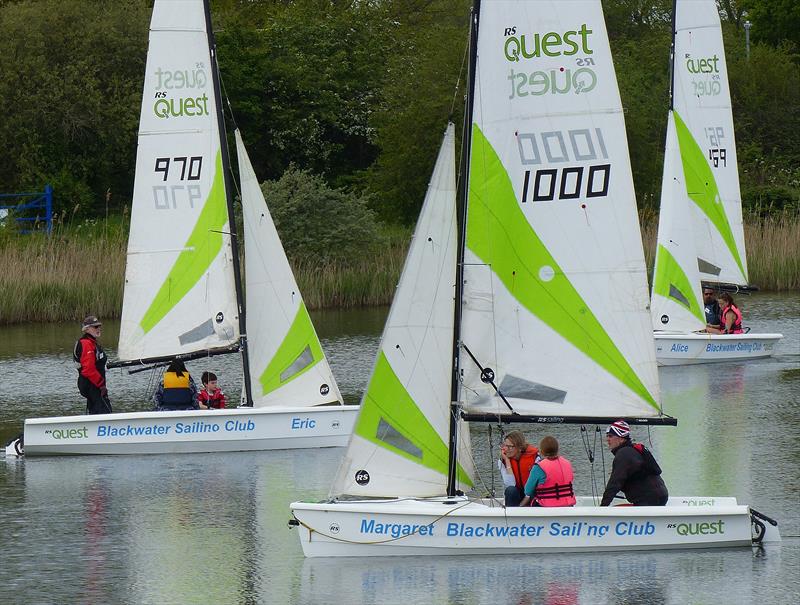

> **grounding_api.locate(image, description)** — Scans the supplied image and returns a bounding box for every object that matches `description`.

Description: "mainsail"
[671,0,748,286]
[118,1,239,362]
[330,125,474,498]
[236,131,342,408]
[460,1,661,418]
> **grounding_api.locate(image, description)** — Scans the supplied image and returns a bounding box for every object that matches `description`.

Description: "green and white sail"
[651,112,706,332]
[118,0,239,361]
[330,125,474,497]
[672,0,748,286]
[236,130,342,408]
[460,1,661,418]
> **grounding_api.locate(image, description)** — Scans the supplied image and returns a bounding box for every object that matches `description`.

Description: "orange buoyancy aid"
[161,371,192,406]
[534,456,576,507]
[509,446,539,490]
[721,304,743,334]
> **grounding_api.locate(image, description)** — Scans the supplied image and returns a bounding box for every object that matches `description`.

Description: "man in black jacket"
[600,420,668,506]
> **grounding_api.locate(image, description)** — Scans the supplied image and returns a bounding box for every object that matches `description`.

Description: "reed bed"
[0,225,127,325]
[639,209,800,291]
[0,212,795,326]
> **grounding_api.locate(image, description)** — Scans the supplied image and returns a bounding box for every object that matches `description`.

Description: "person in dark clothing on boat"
[498,430,540,507]
[74,315,112,414]
[153,358,199,411]
[703,288,721,331]
[601,420,668,507]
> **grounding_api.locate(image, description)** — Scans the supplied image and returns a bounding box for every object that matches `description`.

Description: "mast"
[446,0,481,497]
[669,0,677,111]
[204,0,254,406]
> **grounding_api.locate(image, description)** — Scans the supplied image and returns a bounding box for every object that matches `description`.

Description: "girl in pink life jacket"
[520,436,576,507]
[719,292,744,334]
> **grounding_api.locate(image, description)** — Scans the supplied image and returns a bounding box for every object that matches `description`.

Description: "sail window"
[668,284,690,309]
[498,375,566,403]
[697,258,721,276]
[280,346,314,383]
[376,418,423,459]
[179,318,215,345]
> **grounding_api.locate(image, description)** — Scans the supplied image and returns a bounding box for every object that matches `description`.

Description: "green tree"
[0,0,149,216]
[260,166,383,264]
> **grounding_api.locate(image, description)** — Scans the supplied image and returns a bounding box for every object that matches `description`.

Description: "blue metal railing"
[0,185,53,234]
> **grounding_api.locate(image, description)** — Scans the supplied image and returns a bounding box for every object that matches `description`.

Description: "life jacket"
[73,334,106,388]
[509,446,539,491]
[199,388,226,409]
[534,457,576,507]
[161,371,193,407]
[721,304,743,334]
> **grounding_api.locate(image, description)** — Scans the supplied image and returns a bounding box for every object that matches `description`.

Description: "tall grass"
[0,211,795,326]
[639,209,800,291]
[0,213,127,325]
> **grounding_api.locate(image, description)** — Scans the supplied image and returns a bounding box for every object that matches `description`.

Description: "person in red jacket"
[73,315,112,414]
[198,371,227,409]
[520,436,576,507]
[498,430,540,507]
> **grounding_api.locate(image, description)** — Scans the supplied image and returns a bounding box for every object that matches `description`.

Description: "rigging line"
[449,24,471,118]
[291,498,476,546]
[461,343,516,413]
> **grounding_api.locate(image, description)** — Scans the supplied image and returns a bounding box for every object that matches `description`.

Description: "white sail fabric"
[236,131,342,408]
[650,112,706,333]
[673,0,748,286]
[118,0,239,361]
[331,125,474,498]
[460,1,661,418]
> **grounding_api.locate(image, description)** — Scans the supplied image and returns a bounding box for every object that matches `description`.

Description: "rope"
[292,498,475,545]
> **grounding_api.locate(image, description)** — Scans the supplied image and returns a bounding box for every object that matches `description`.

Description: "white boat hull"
[654,332,782,366]
[290,496,779,557]
[4,405,358,457]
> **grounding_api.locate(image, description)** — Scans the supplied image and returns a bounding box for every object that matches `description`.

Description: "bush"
[260,167,384,264]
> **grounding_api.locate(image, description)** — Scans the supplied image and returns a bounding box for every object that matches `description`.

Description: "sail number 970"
[517,128,611,203]
[152,156,203,210]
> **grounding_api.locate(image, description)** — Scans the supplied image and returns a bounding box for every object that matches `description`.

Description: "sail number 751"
[152,156,203,210]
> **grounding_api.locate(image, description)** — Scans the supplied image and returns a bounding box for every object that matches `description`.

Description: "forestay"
[650,112,706,333]
[330,125,475,498]
[672,0,748,286]
[236,131,342,408]
[460,1,661,418]
[118,1,239,361]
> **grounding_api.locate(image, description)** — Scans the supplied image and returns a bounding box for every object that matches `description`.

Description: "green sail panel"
[355,352,472,486]
[466,125,658,411]
[258,301,323,396]
[653,244,705,323]
[140,151,229,334]
[673,111,746,279]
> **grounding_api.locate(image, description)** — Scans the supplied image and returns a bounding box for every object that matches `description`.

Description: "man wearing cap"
[73,316,112,414]
[600,420,668,506]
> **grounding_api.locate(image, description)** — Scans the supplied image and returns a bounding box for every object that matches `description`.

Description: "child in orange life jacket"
[520,436,576,507]
[198,371,227,409]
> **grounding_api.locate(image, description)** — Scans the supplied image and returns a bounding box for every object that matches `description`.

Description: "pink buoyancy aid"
[534,457,576,507]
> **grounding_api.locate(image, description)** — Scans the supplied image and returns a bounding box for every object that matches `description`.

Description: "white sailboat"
[651,0,782,365]
[6,0,356,457]
[289,0,780,556]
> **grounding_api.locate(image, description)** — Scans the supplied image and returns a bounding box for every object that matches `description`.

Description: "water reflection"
[0,295,798,604]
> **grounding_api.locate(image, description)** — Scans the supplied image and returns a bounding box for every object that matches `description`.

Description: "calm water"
[0,295,798,604]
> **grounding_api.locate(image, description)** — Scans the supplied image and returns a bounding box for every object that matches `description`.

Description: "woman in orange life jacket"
[718,292,744,334]
[520,436,576,507]
[153,358,199,411]
[498,430,540,507]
